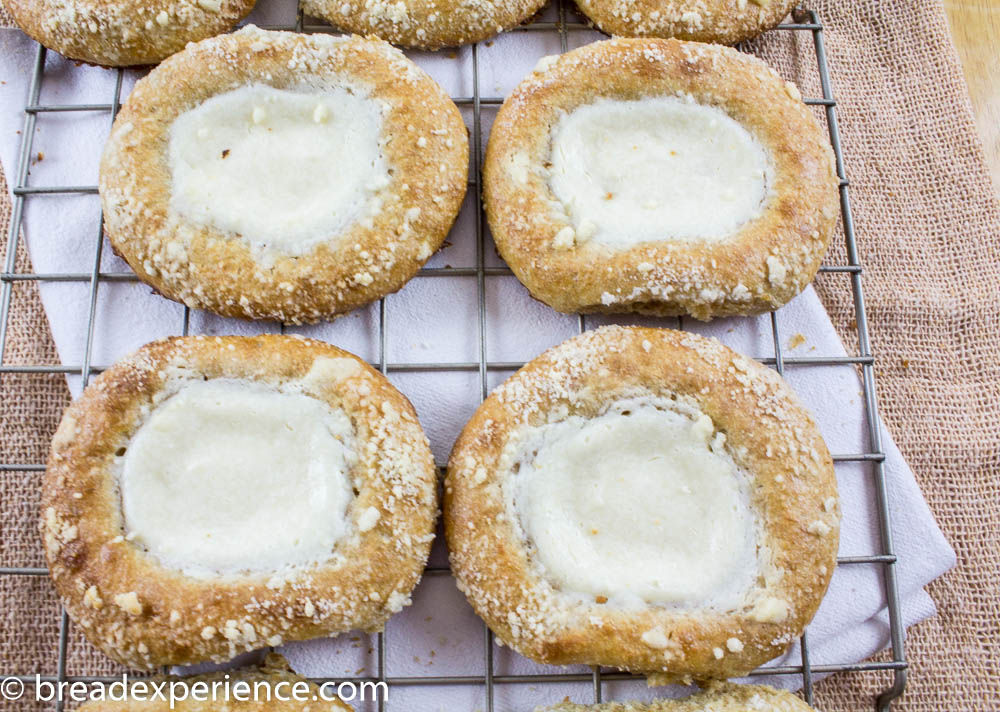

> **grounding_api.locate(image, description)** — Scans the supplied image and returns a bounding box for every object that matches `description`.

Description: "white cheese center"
[168,84,389,257]
[548,97,769,247]
[119,379,356,577]
[507,398,758,608]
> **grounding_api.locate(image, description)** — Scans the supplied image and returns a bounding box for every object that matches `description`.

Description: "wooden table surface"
[944,0,1000,194]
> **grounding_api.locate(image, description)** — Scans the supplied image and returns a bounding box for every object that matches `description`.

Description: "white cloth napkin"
[0,3,955,708]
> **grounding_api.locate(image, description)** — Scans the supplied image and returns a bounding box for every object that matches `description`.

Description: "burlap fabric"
[1,1,998,709]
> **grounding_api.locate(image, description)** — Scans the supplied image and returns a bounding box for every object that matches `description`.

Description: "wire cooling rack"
[0,3,907,711]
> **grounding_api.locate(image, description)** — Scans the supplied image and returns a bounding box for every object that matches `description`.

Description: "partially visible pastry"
[446,326,839,681]
[100,27,468,323]
[573,0,798,45]
[538,683,816,711]
[303,0,546,50]
[5,0,255,67]
[78,654,352,711]
[42,335,438,669]
[484,38,838,320]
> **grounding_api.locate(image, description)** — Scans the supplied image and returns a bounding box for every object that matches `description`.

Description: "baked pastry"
[484,38,838,320]
[302,0,546,50]
[42,335,437,669]
[5,0,255,67]
[538,682,816,711]
[446,325,839,681]
[572,0,798,45]
[77,654,352,711]
[100,26,468,324]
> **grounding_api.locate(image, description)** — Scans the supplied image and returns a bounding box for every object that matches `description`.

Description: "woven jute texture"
[2,0,998,709]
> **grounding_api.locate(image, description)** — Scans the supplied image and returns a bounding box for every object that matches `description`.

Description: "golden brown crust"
[77,654,353,711]
[5,0,255,67]
[483,38,838,320]
[574,0,799,45]
[539,682,816,711]
[42,335,438,670]
[445,325,839,681]
[303,0,546,50]
[99,27,469,324]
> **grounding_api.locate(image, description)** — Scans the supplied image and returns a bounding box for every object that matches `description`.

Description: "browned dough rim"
[5,0,256,67]
[302,0,547,50]
[574,0,800,45]
[99,27,469,324]
[483,38,838,320]
[539,681,817,711]
[445,326,839,681]
[42,335,438,669]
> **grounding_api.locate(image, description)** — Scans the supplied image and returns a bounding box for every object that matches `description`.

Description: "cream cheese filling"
[506,397,760,609]
[547,97,770,248]
[118,378,357,578]
[168,84,389,257]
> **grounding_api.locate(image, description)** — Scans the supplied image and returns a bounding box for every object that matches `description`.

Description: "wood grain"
[944,0,1000,194]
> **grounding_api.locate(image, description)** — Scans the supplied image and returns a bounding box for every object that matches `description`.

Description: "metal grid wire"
[0,3,907,710]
